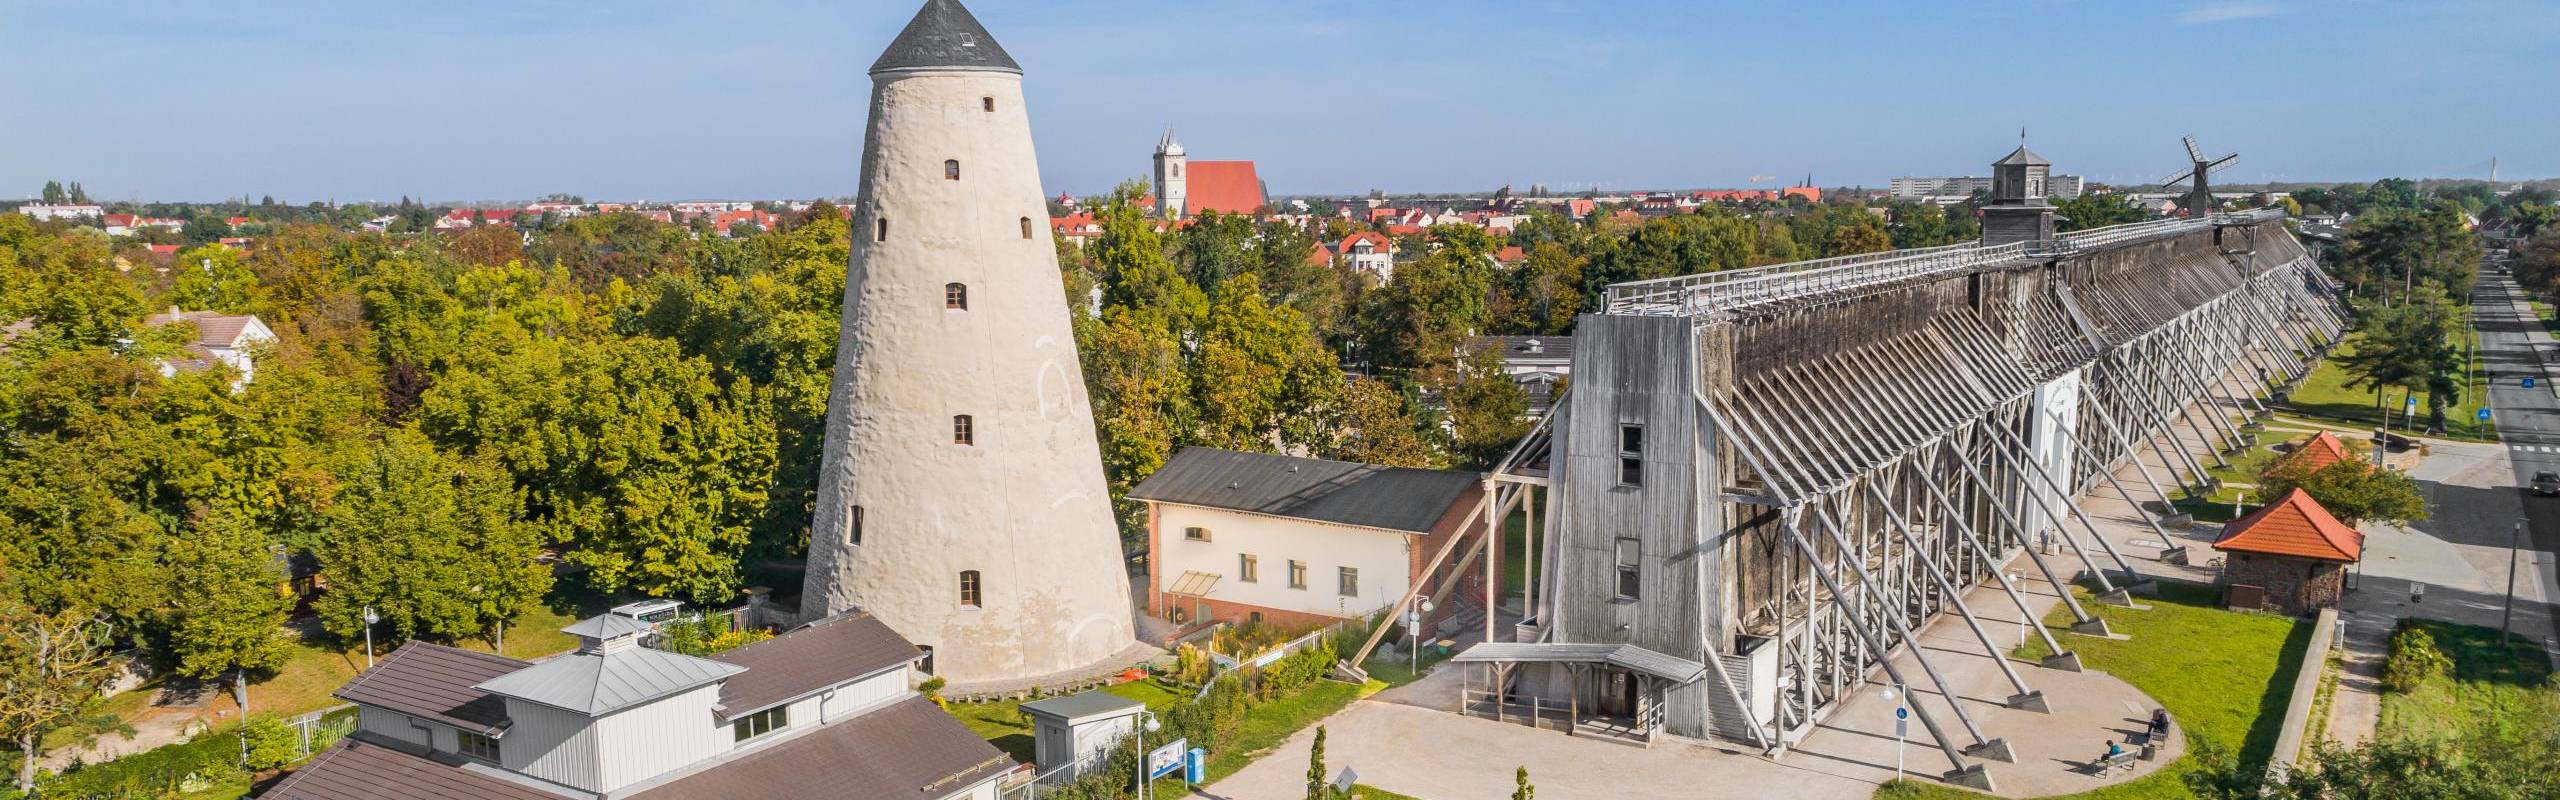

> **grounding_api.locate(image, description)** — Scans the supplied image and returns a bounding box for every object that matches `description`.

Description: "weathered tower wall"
[801,54,1136,684]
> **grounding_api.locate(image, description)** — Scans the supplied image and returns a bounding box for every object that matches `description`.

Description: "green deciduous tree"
[1081,308,1192,541]
[159,509,293,713]
[311,430,551,648]
[1194,274,1342,451]
[1325,378,1438,468]
[0,606,125,791]
[2054,193,2149,232]
[1445,347,1530,468]
[420,334,775,601]
[2256,459,2428,527]
[2334,295,2465,430]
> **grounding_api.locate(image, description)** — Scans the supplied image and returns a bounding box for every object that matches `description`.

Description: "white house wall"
[593,683,728,793]
[815,668,913,723]
[499,700,601,791]
[1154,504,1413,620]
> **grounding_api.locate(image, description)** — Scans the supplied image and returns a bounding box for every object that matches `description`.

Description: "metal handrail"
[1601,207,2289,318]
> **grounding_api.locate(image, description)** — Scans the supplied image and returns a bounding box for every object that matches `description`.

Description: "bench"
[2098,750,2138,774]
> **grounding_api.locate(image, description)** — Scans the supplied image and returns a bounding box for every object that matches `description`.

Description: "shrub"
[2382,624,2451,693]
[36,727,246,800]
[241,716,300,771]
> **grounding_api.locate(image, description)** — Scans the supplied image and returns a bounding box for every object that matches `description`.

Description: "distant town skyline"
[6,0,2555,203]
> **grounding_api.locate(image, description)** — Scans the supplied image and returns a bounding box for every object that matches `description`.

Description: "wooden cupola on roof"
[2211,487,2364,563]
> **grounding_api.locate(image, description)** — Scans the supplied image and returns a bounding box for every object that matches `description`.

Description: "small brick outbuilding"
[2212,487,2364,615]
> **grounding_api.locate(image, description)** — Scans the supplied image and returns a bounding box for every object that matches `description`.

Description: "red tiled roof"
[1185,160,1265,216]
[1383,224,1424,236]
[1338,231,1393,252]
[1307,246,1334,267]
[1494,246,1527,264]
[105,214,137,226]
[1368,207,1401,222]
[2284,431,2354,471]
[2212,487,2363,562]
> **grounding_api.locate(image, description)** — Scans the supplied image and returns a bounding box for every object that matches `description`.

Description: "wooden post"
[1483,480,1500,643]
[1523,485,1539,627]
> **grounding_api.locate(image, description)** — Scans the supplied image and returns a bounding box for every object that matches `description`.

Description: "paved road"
[2466,268,2560,648]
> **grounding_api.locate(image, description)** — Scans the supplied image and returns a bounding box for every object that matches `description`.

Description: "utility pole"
[2502,518,2524,644]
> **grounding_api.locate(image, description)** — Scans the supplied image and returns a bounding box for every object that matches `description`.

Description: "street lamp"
[362,606,380,669]
[1408,596,1436,673]
[1131,710,1163,800]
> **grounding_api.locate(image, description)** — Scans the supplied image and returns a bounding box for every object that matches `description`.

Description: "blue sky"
[5,0,2554,203]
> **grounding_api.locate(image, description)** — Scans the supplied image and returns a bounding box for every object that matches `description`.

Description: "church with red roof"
[1152,129,1268,219]
[2211,486,2363,615]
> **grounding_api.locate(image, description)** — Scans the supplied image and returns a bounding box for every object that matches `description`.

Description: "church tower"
[802,0,1138,685]
[1153,128,1187,219]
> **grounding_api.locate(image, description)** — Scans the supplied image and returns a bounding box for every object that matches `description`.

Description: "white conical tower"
[802,0,1137,685]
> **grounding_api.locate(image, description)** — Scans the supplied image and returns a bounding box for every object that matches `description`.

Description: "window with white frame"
[458,730,500,762]
[732,706,788,742]
[1238,553,1258,583]
[1184,526,1210,542]
[1338,566,1358,597]
[1287,560,1307,589]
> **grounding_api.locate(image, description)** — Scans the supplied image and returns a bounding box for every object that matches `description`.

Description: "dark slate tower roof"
[870,0,1021,76]
[1993,145,2050,167]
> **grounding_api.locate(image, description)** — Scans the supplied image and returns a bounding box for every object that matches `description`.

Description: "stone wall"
[2221,552,2346,615]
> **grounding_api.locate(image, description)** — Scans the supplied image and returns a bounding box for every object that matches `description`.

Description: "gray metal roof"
[634,697,1015,800]
[263,735,571,800]
[474,646,744,717]
[1994,145,2050,166]
[1127,447,1481,534]
[331,643,526,736]
[1020,690,1144,725]
[710,612,922,720]
[1462,335,1575,362]
[870,0,1021,76]
[1450,642,1707,684]
[562,614,652,641]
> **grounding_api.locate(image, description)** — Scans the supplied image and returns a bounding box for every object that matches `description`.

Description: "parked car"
[2531,471,2560,497]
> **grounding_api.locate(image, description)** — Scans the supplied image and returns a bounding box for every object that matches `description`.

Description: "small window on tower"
[945,282,968,310]
[1020,216,1033,239]
[848,505,864,546]
[945,160,960,181]
[958,33,976,47]
[958,570,982,607]
[1171,163,1181,179]
[876,218,889,242]
[982,96,995,113]
[953,414,974,445]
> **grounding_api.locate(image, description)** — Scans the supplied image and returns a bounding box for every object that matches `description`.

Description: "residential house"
[142,308,276,390]
[1051,214,1102,249]
[1333,231,1396,281]
[1459,335,1573,417]
[265,611,1014,800]
[1134,447,1488,635]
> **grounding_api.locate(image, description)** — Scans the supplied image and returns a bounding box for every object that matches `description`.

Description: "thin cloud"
[2179,2,2279,24]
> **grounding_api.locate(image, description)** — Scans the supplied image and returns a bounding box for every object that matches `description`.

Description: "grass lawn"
[1351,785,1424,799]
[2167,426,2372,524]
[1197,678,1383,785]
[2375,619,2560,742]
[2284,320,2495,442]
[1875,582,2311,800]
[945,679,1187,762]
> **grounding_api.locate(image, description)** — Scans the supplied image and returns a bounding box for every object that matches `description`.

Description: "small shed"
[1020,689,1146,781]
[2212,487,2364,615]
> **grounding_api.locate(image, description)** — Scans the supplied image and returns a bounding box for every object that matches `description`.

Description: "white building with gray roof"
[268,611,1012,800]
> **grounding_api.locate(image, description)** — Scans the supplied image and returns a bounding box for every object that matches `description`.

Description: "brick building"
[2211,487,2364,615]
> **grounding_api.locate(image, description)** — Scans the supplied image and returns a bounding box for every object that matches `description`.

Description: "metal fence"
[1602,208,2290,317]
[285,703,358,758]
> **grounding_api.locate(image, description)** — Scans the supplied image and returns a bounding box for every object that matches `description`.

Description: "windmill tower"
[2160,135,2238,216]
[802,0,1138,685]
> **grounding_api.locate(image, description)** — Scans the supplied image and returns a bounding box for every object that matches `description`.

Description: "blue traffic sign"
[2528,377,2539,389]
[1895,707,1909,720]
[2480,408,2494,422]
